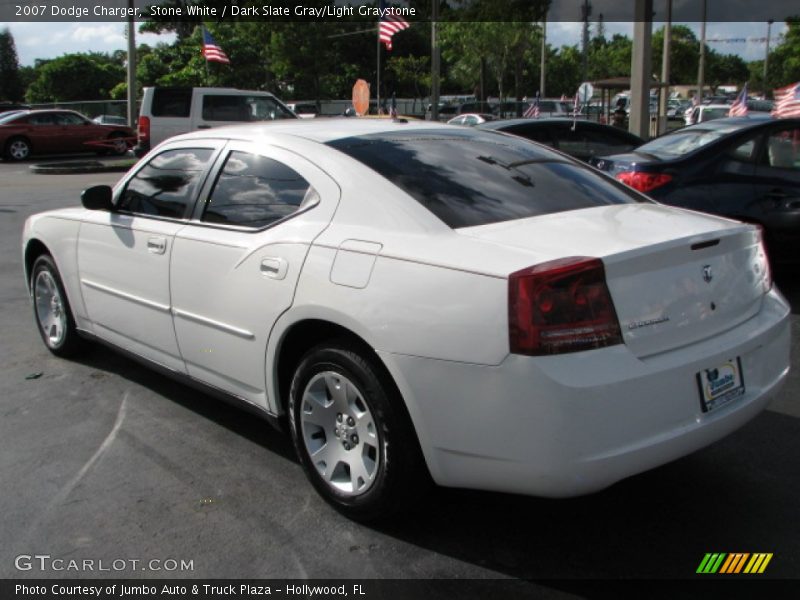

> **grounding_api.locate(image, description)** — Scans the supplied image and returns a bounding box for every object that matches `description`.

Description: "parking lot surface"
[1,158,798,593]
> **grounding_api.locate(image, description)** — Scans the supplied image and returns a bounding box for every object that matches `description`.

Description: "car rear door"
[77,141,224,372]
[169,141,339,410]
[26,113,59,153]
[750,123,800,252]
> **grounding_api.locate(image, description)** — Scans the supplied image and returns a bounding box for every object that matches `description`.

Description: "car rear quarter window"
[328,129,645,229]
[202,151,314,228]
[117,148,214,219]
[151,88,192,117]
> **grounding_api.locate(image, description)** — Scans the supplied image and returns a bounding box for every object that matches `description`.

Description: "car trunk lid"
[458,204,770,358]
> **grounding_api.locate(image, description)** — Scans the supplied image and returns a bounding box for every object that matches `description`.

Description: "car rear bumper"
[133,141,150,158]
[380,288,790,497]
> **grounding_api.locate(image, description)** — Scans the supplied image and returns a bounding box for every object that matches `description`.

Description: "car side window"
[56,113,85,125]
[202,151,314,229]
[765,128,800,170]
[151,88,191,117]
[729,137,758,162]
[29,114,55,126]
[202,95,295,122]
[117,148,214,219]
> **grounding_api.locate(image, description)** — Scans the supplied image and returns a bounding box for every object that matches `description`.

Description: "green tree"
[0,28,24,102]
[764,17,800,90]
[651,25,701,85]
[706,52,749,90]
[387,55,430,107]
[25,53,125,102]
[440,22,538,100]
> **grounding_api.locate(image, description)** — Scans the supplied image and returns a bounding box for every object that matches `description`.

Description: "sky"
[0,20,787,67]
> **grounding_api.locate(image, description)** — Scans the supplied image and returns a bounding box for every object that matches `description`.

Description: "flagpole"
[200,24,210,85]
[376,27,381,115]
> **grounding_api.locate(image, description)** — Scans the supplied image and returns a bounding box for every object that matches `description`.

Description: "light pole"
[764,19,773,98]
[697,0,707,102]
[126,0,136,128]
[540,14,546,97]
[658,0,672,135]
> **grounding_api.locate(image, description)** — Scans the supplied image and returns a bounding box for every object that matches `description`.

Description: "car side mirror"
[81,185,114,211]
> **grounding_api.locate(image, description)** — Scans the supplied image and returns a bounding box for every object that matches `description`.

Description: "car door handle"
[197,125,211,129]
[260,257,288,280]
[147,236,167,254]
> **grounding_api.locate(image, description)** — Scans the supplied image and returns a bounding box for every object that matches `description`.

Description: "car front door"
[54,112,94,151]
[169,141,339,410]
[77,142,224,372]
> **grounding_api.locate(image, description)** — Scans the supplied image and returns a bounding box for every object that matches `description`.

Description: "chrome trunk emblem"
[702,265,713,283]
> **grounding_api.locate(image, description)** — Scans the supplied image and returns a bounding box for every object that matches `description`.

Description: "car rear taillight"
[137,116,150,143]
[509,257,623,356]
[615,171,672,193]
[755,225,773,292]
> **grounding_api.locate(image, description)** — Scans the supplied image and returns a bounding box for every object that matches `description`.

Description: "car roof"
[479,118,605,130]
[173,118,454,144]
[679,115,782,133]
[9,109,82,116]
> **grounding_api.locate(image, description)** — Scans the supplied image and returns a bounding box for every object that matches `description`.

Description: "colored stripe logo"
[697,553,773,574]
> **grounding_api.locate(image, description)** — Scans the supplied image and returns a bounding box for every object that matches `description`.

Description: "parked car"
[1,109,134,161]
[447,113,495,126]
[684,103,732,126]
[23,120,789,520]
[287,102,319,118]
[589,116,800,262]
[478,118,643,162]
[93,114,129,126]
[667,99,691,120]
[135,86,296,156]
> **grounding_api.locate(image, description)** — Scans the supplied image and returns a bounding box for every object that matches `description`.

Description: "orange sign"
[352,79,370,116]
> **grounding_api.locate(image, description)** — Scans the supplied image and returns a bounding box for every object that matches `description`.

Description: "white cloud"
[71,24,125,45]
[0,21,175,65]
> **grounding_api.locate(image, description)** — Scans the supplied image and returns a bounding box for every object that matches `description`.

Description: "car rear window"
[636,124,746,158]
[328,129,645,229]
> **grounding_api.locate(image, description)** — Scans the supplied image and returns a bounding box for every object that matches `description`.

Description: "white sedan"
[22,119,790,520]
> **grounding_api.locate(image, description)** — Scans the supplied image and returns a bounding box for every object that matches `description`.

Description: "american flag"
[379,2,410,51]
[523,94,540,118]
[202,27,230,64]
[728,83,748,117]
[772,82,800,119]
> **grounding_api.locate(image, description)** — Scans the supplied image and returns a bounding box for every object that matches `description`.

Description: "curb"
[30,159,135,175]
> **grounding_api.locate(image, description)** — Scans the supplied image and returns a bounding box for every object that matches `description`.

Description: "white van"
[134,87,297,156]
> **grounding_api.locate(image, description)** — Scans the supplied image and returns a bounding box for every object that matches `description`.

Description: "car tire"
[5,136,31,161]
[31,254,85,357]
[288,340,427,521]
[107,132,129,156]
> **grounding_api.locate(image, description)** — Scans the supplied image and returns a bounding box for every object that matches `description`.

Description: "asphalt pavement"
[0,157,798,596]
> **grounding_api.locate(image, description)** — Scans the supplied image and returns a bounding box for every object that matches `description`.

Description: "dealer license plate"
[697,357,745,413]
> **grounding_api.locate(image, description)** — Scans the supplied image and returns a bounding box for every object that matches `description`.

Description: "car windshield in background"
[328,129,646,229]
[636,124,746,158]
